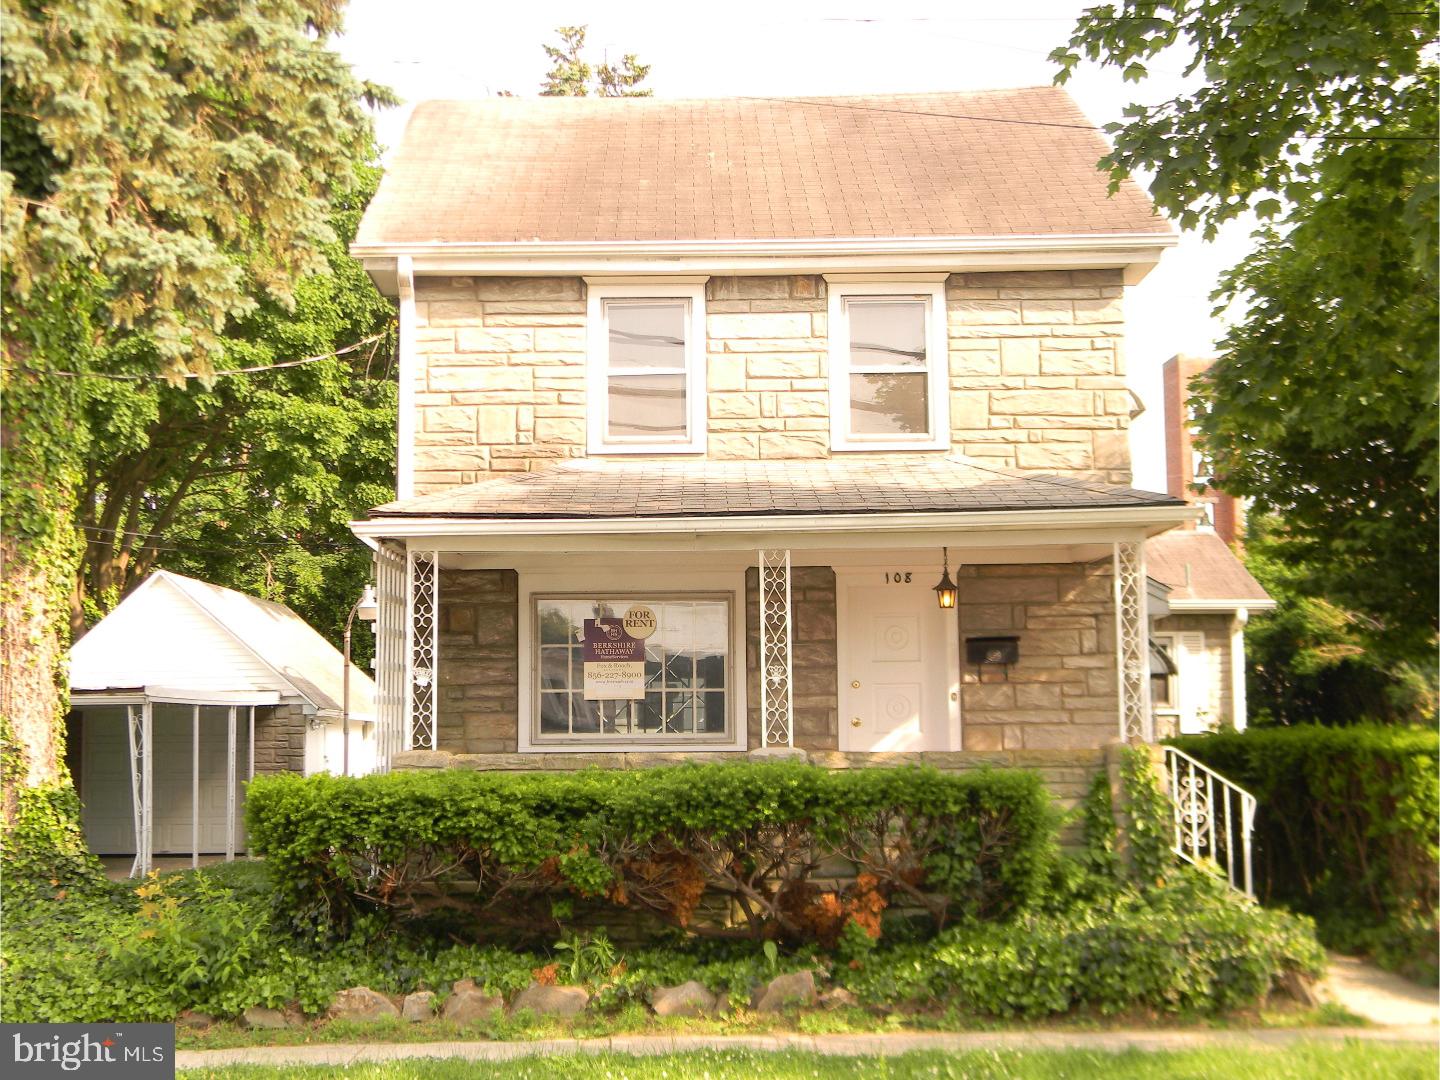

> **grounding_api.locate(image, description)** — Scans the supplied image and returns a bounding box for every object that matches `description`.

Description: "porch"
[351,457,1198,770]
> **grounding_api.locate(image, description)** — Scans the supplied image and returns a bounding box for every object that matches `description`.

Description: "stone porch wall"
[957,562,1120,752]
[432,563,1123,759]
[744,565,839,752]
[409,271,1132,493]
[252,704,305,775]
[436,568,520,754]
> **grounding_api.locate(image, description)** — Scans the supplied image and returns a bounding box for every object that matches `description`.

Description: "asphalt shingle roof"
[369,458,1184,521]
[355,89,1171,248]
[1146,530,1272,604]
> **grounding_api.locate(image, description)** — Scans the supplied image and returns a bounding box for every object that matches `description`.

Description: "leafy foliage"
[245,762,1059,943]
[1169,725,1439,981]
[1,0,379,377]
[539,26,652,98]
[1241,515,1437,725]
[73,158,397,657]
[1054,2,1438,665]
[842,873,1325,1019]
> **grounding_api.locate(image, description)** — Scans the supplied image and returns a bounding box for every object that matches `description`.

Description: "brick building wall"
[409,270,1134,493]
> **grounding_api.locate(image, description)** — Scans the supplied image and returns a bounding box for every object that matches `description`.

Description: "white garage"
[67,570,378,876]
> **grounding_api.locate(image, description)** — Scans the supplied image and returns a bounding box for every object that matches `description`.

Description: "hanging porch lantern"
[933,547,958,609]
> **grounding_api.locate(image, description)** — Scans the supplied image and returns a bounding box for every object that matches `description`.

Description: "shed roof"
[69,571,376,717]
[369,457,1185,520]
[1146,530,1273,609]
[355,89,1171,250]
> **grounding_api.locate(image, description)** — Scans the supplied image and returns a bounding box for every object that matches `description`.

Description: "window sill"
[587,442,707,456]
[521,737,745,754]
[830,437,951,453]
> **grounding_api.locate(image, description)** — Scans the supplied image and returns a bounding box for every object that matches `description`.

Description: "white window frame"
[827,281,950,452]
[1151,632,1180,720]
[517,567,748,753]
[586,283,707,455]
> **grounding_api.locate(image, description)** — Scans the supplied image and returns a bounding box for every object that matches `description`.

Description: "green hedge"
[1168,725,1438,976]
[246,761,1058,943]
[842,874,1326,1017]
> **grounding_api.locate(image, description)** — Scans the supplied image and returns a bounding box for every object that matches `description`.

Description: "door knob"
[850,717,863,727]
[850,680,861,689]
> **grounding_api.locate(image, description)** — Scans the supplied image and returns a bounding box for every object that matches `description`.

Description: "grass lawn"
[183,1043,1439,1079]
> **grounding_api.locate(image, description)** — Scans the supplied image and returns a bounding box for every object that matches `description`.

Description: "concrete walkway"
[1321,953,1440,1028]
[175,1027,1439,1070]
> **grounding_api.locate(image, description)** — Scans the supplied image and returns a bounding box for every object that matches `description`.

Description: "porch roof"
[368,457,1185,521]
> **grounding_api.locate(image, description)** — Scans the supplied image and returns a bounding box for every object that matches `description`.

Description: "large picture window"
[534,595,730,741]
[827,281,949,451]
[586,283,706,454]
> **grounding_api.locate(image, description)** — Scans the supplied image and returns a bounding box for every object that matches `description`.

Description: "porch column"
[373,541,407,770]
[1112,539,1153,743]
[126,701,152,878]
[191,704,200,869]
[405,547,440,752]
[758,548,795,748]
[225,705,237,861]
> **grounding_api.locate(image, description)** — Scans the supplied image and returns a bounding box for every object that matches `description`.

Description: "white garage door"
[80,704,248,856]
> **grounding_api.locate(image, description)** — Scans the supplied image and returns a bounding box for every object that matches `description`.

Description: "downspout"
[396,255,417,500]
[1230,608,1249,731]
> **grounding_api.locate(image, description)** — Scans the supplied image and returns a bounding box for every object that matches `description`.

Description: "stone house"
[348,89,1214,810]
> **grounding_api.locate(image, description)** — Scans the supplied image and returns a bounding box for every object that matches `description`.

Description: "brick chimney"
[1162,354,1243,545]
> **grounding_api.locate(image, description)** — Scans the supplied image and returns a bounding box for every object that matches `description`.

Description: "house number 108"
[885,571,913,584]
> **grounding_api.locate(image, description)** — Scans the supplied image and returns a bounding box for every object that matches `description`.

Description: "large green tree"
[73,161,396,665]
[1054,1,1438,665]
[1,0,377,836]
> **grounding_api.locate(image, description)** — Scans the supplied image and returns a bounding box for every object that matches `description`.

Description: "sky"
[336,0,1257,492]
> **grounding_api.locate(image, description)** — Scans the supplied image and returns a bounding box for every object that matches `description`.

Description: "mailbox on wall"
[966,636,1020,667]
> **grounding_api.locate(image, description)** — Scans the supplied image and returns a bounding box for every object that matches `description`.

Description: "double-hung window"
[586,283,706,454]
[827,281,949,451]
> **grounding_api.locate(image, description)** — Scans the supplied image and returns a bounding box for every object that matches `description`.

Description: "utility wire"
[7,331,391,382]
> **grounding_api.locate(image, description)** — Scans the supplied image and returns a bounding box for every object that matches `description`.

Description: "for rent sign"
[582,618,645,700]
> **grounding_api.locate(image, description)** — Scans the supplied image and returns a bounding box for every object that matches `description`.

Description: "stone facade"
[252,703,305,775]
[436,569,520,754]
[430,562,1126,759]
[409,271,1132,493]
[744,566,839,752]
[956,562,1120,752]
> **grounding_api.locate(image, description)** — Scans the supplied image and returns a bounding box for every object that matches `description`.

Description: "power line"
[8,331,390,382]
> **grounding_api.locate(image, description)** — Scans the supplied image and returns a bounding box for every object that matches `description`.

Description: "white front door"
[838,571,957,751]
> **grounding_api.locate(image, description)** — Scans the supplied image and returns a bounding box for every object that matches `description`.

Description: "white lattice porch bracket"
[405,548,440,752]
[758,549,795,748]
[373,542,407,770]
[1113,539,1153,743]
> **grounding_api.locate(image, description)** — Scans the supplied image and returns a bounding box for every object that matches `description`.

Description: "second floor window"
[828,282,949,451]
[586,284,706,454]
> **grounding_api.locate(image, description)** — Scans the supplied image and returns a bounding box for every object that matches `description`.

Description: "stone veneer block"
[408,271,1134,490]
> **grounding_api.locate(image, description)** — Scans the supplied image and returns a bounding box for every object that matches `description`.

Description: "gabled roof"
[355,89,1171,251]
[69,571,376,717]
[368,457,1185,520]
[1146,530,1274,610]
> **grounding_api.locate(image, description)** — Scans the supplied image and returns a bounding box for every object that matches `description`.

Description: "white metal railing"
[1163,746,1257,895]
